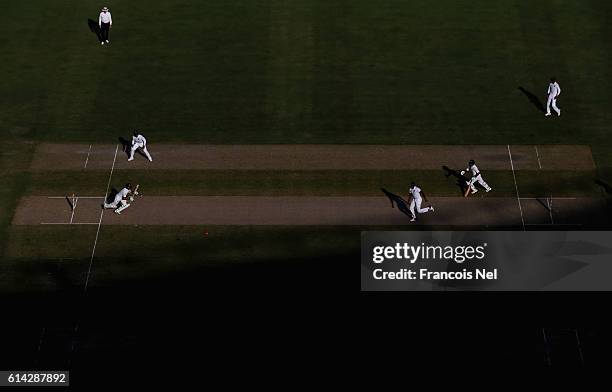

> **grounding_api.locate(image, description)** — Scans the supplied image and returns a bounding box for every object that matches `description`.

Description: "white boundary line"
[84,144,92,169]
[534,146,542,169]
[507,145,525,230]
[84,144,118,292]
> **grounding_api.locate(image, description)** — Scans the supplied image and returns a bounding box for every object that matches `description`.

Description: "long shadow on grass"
[595,179,612,195]
[87,19,103,43]
[518,87,545,113]
[442,165,470,195]
[381,188,412,218]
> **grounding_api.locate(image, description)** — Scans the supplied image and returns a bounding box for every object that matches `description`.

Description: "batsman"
[102,183,140,214]
[461,160,492,196]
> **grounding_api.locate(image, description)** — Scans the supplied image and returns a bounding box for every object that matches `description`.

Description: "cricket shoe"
[410,217,416,222]
[127,157,134,162]
[545,113,551,116]
[486,188,492,193]
[429,205,434,212]
[115,209,121,214]
[471,189,478,194]
[101,42,104,46]
[106,40,110,44]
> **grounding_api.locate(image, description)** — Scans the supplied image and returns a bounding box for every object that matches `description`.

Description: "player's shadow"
[106,188,119,204]
[518,87,545,113]
[87,19,103,43]
[442,165,469,195]
[118,137,131,157]
[595,179,612,195]
[381,188,412,218]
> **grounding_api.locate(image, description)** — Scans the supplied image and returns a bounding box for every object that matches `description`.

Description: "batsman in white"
[103,183,134,214]
[545,77,561,116]
[461,160,492,194]
[408,182,434,222]
[128,130,153,162]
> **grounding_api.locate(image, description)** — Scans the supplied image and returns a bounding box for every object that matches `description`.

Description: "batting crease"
[84,144,118,292]
[507,145,525,230]
[84,144,92,169]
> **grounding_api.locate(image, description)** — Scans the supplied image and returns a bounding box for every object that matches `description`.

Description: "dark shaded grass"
[25,169,602,197]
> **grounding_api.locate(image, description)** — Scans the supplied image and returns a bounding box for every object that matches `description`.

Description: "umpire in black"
[98,6,113,45]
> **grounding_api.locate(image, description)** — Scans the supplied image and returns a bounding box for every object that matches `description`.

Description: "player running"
[408,182,434,222]
[461,160,492,195]
[545,77,561,117]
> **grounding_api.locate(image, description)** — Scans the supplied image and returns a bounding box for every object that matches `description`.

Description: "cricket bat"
[130,184,140,202]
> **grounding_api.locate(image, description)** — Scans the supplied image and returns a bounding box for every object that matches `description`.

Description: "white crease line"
[70,196,78,224]
[41,222,99,225]
[84,144,92,169]
[47,196,105,199]
[507,145,525,230]
[524,224,576,227]
[519,197,576,200]
[547,196,554,225]
[535,145,542,169]
[84,144,118,292]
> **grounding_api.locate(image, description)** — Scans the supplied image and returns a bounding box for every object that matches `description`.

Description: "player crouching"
[102,183,139,214]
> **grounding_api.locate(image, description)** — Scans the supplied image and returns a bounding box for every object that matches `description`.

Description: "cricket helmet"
[102,7,109,12]
[468,160,475,166]
[125,183,132,189]
[410,181,416,188]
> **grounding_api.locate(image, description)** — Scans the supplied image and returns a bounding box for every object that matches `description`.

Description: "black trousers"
[101,22,110,41]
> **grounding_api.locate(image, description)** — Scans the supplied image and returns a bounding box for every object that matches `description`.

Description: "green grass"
[0,2,611,153]
[3,0,612,292]
[1,225,360,292]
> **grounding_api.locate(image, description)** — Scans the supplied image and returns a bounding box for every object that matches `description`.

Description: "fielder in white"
[461,160,492,195]
[128,130,153,162]
[103,183,134,214]
[545,77,561,116]
[408,182,434,222]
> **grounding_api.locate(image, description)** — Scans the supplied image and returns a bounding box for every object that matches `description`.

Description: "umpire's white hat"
[102,6,109,11]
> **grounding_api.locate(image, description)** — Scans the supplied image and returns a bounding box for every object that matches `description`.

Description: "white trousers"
[409,198,431,218]
[104,198,127,209]
[469,174,491,192]
[130,142,153,161]
[546,95,560,115]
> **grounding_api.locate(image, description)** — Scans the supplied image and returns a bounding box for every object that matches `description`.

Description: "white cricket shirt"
[99,11,113,25]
